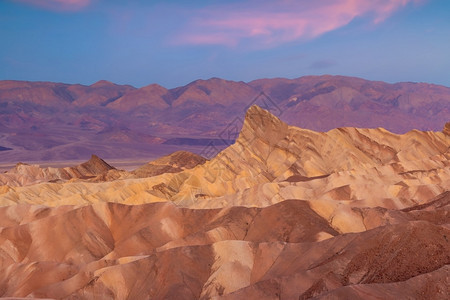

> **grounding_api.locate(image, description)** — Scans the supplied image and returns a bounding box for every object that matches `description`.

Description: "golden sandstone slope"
[0,105,448,299]
[0,106,448,231]
[0,155,115,187]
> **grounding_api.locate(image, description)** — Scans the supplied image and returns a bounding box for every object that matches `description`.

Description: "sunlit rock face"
[0,105,448,299]
[444,122,450,136]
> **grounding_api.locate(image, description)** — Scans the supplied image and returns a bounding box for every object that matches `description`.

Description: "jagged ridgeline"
[0,105,448,299]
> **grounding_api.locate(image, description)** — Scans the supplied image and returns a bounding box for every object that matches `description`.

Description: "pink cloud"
[13,0,92,11]
[176,0,423,47]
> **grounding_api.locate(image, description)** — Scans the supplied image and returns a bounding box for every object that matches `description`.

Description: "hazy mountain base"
[1,75,449,161]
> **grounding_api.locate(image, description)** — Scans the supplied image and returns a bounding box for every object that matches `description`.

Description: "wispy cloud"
[13,0,92,11]
[175,0,423,47]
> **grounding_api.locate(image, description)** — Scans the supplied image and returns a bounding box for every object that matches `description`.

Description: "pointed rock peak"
[88,154,114,167]
[443,122,450,136]
[243,105,285,130]
[89,154,102,162]
[238,105,288,145]
[76,154,115,175]
[90,80,116,88]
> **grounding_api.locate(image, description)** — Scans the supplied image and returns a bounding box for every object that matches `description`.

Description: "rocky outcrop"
[73,154,115,176]
[0,105,448,298]
[163,105,449,210]
[133,151,206,178]
[0,154,115,186]
[444,122,450,135]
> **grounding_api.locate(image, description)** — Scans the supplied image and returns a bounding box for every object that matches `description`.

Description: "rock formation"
[0,105,448,299]
[0,154,115,186]
[132,151,206,178]
[444,122,450,135]
[0,196,447,299]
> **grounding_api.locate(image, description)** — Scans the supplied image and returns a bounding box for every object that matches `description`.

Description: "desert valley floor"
[0,105,448,299]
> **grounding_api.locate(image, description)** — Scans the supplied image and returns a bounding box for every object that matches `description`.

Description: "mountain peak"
[238,105,288,146]
[90,80,115,88]
[244,105,286,128]
[141,83,167,91]
[75,154,115,175]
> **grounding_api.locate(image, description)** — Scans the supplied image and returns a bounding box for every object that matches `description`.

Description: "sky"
[0,0,449,88]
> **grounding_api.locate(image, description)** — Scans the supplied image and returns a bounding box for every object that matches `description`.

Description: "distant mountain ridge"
[0,75,449,161]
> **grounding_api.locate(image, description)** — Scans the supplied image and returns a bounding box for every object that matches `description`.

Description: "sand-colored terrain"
[0,196,448,299]
[0,106,448,299]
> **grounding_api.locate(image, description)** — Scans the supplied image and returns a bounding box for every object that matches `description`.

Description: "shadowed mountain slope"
[1,75,449,161]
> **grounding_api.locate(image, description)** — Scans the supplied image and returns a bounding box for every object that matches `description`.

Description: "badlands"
[0,105,448,299]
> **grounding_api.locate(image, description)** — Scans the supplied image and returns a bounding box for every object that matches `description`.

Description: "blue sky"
[1,0,449,88]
